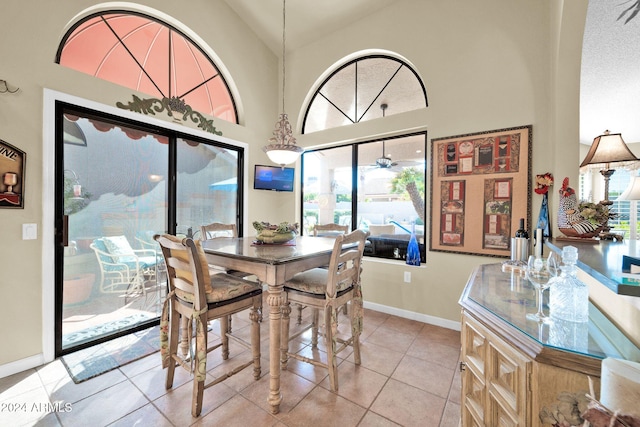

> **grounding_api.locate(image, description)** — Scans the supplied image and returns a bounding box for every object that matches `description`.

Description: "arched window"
[301,54,428,263]
[56,11,237,123]
[303,55,427,133]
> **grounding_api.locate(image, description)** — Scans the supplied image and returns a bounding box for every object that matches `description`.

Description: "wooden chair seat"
[284,268,353,296]
[155,234,262,417]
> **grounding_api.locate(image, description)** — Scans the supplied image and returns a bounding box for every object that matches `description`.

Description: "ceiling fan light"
[376,157,393,168]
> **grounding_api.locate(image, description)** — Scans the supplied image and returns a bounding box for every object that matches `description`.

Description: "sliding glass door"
[55,104,243,355]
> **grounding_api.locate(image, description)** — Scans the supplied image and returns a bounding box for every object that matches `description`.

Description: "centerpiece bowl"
[253,221,298,244]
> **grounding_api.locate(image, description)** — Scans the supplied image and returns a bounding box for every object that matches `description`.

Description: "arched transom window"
[303,55,427,133]
[56,11,237,123]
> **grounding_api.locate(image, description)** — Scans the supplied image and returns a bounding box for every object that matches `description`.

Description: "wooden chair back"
[325,229,367,298]
[155,234,208,311]
[200,222,237,240]
[313,223,349,237]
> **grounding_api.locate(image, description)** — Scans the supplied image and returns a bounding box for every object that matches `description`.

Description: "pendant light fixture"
[263,0,304,168]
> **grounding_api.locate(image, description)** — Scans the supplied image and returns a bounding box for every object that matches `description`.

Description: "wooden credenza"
[459,263,640,427]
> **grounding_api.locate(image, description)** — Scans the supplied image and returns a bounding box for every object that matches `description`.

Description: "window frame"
[300,132,427,263]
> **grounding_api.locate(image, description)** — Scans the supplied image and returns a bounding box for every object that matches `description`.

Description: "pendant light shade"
[262,0,304,167]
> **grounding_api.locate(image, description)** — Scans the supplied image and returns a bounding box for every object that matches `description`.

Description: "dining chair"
[154,234,262,417]
[280,229,367,392]
[299,222,350,323]
[200,222,254,332]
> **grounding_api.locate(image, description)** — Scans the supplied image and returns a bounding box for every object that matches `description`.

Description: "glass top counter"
[461,263,640,362]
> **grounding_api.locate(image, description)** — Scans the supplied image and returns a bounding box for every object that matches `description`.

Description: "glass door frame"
[53,101,245,357]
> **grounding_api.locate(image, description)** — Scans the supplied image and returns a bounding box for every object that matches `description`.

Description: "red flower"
[535,172,554,195]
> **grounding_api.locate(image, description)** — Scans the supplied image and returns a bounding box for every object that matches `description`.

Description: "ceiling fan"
[372,103,398,169]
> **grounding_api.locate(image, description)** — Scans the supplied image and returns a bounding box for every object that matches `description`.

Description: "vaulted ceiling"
[223,0,640,146]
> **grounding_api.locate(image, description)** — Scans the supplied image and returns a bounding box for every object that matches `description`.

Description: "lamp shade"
[580,131,639,170]
[619,176,640,201]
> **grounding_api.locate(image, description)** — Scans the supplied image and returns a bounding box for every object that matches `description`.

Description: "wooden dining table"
[200,235,343,414]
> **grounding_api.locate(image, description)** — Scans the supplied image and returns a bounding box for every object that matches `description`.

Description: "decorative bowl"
[253,221,298,244]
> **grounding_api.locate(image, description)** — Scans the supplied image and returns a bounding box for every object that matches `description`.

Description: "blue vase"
[406,233,420,266]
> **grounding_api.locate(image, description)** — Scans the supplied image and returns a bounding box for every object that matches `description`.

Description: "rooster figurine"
[557,177,602,238]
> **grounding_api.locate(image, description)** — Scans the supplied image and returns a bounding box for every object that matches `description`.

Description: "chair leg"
[221,315,230,360]
[250,297,262,380]
[296,303,304,325]
[192,311,208,417]
[280,301,291,370]
[325,306,339,392]
[228,314,233,333]
[179,316,189,357]
[166,305,181,390]
[351,292,363,366]
[311,308,319,348]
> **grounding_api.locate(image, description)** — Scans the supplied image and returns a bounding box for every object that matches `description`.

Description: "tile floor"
[0,302,462,427]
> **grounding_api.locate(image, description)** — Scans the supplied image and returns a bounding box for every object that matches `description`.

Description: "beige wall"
[0,0,590,371]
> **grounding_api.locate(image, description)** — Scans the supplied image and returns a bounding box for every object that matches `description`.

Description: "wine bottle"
[515,218,529,238]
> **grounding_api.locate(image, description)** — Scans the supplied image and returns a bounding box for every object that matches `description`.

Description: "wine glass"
[525,254,557,323]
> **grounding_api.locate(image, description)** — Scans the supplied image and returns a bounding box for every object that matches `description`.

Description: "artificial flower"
[535,172,554,194]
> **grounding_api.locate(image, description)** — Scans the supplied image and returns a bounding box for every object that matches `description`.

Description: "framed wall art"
[0,139,26,209]
[430,125,531,257]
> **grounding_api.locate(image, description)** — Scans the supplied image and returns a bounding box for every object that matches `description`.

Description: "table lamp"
[618,175,640,240]
[580,130,639,205]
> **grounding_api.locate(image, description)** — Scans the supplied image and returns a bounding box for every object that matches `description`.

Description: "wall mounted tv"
[254,165,295,192]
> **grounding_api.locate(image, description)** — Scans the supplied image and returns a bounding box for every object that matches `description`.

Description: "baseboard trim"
[363,301,461,331]
[0,354,45,379]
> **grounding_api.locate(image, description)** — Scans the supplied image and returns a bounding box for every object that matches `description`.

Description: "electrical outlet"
[404,271,411,283]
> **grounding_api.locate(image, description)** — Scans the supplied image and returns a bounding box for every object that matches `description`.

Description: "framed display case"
[430,125,531,257]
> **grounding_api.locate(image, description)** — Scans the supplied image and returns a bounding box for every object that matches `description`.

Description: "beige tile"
[0,385,56,427]
[418,324,461,348]
[363,327,416,354]
[318,361,388,408]
[449,368,462,405]
[440,400,461,427]
[128,363,191,401]
[391,354,454,399]
[349,340,405,377]
[240,370,316,414]
[362,308,390,328]
[5,309,464,427]
[406,337,461,370]
[118,351,161,378]
[44,367,128,405]
[109,402,173,427]
[56,380,149,426]
[0,369,43,402]
[370,378,446,427]
[36,360,70,386]
[358,411,402,426]
[380,315,425,336]
[152,374,236,425]
[278,385,366,427]
[194,394,279,426]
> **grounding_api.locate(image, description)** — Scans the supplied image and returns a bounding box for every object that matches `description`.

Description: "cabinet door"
[461,314,488,426]
[486,336,530,426]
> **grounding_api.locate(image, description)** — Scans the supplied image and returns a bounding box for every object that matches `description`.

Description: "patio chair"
[90,235,158,295]
[155,234,262,417]
[281,229,367,392]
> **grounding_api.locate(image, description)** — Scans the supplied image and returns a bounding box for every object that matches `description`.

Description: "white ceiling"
[224,0,640,147]
[581,0,640,146]
[222,0,397,54]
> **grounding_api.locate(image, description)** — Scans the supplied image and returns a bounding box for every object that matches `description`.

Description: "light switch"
[22,223,37,240]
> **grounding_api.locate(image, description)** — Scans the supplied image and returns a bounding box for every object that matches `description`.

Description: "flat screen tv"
[253,165,295,192]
